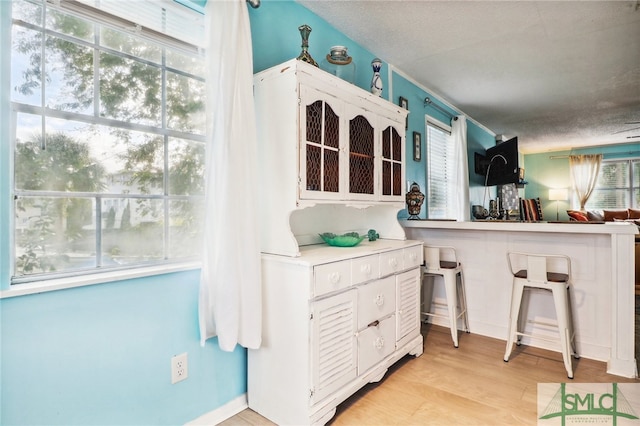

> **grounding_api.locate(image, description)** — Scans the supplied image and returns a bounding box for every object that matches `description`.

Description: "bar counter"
[402,219,638,378]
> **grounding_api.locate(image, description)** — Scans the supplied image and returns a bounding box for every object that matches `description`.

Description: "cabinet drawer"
[380,249,403,277]
[357,276,396,330]
[357,315,395,375]
[351,254,380,285]
[314,260,352,296]
[403,245,423,269]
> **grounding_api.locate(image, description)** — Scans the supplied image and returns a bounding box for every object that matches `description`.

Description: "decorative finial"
[296,24,318,67]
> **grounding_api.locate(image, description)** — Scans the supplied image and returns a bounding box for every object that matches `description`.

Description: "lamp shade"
[549,188,569,201]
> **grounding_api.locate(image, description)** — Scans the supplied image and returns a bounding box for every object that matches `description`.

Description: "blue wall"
[0,271,246,425]
[1,1,497,424]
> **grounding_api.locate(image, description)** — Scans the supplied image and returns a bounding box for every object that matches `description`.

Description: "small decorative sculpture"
[370,58,383,96]
[296,24,318,67]
[406,182,425,220]
[367,229,379,241]
[320,45,356,83]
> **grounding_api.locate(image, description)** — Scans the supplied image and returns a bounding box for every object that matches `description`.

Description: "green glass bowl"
[319,232,366,247]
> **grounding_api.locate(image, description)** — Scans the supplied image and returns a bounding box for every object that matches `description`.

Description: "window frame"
[425,115,454,219]
[583,158,640,210]
[8,0,206,287]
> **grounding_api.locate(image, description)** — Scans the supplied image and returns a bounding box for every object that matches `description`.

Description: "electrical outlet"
[171,352,188,384]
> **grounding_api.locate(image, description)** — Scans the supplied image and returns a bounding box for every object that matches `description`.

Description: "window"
[584,159,640,209]
[10,0,206,283]
[426,116,454,219]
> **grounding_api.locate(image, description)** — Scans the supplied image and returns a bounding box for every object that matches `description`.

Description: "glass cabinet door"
[299,86,342,200]
[381,124,403,200]
[347,111,375,198]
[298,83,405,203]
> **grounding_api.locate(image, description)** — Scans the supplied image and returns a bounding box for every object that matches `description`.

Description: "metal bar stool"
[504,252,579,378]
[421,245,470,348]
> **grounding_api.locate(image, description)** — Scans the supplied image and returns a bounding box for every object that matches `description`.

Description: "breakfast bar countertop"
[402,218,638,378]
[401,218,639,235]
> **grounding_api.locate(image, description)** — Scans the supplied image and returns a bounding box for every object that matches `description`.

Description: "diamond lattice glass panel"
[349,115,374,194]
[305,100,340,193]
[324,149,339,192]
[393,163,402,195]
[306,144,321,191]
[381,126,402,196]
[392,127,401,161]
[324,103,339,149]
[306,100,322,144]
[382,161,391,195]
[382,128,391,159]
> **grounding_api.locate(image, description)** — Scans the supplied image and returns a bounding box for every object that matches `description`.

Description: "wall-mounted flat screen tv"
[474,137,519,186]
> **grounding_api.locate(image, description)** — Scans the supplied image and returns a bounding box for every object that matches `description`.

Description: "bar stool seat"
[504,252,579,378]
[421,245,470,348]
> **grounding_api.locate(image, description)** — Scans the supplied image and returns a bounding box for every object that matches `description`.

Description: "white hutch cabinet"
[253,59,410,257]
[248,59,424,425]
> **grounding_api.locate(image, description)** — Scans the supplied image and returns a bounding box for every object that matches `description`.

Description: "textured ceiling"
[298,0,640,154]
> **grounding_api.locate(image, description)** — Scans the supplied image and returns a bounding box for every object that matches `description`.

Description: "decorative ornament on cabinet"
[370,58,383,96]
[406,182,425,220]
[296,24,318,67]
[320,45,356,84]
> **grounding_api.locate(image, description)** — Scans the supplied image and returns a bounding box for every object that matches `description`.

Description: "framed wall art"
[413,131,421,162]
[399,96,409,129]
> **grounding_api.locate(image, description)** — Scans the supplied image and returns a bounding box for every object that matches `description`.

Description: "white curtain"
[569,154,602,210]
[451,115,470,221]
[198,0,261,351]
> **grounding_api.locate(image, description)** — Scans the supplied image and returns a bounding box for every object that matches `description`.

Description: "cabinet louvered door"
[380,122,405,202]
[310,289,357,406]
[299,85,343,201]
[396,268,421,348]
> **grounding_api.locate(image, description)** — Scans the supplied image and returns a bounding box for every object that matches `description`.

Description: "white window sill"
[0,262,202,299]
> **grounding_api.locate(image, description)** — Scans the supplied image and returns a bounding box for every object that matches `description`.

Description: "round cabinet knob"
[374,337,385,349]
[329,272,341,284]
[388,257,398,269]
[361,264,371,276]
[374,294,384,306]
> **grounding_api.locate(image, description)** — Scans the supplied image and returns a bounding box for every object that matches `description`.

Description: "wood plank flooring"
[221,323,639,426]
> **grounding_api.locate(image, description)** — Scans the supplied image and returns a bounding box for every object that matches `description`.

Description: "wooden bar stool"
[421,245,470,348]
[504,252,579,378]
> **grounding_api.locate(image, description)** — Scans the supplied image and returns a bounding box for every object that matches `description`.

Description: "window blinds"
[427,116,454,219]
[48,0,205,52]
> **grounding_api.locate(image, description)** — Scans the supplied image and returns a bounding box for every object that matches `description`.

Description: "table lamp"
[549,188,569,221]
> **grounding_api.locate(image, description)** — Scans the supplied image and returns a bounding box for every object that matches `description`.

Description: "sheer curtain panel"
[452,116,469,221]
[198,0,261,351]
[569,154,602,210]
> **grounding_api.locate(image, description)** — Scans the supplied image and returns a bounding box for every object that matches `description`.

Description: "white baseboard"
[185,394,248,426]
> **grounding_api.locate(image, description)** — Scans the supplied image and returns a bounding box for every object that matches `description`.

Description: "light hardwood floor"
[220,323,639,426]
